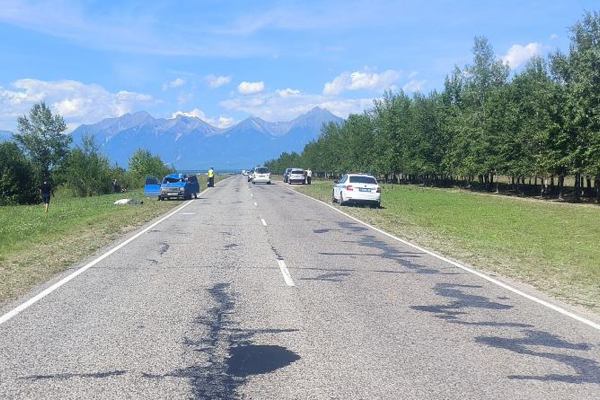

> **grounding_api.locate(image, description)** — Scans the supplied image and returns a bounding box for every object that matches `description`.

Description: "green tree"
[0,141,37,205]
[62,135,113,197]
[128,149,173,187]
[13,102,70,182]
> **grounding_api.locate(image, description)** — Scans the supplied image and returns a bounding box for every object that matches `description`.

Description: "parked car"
[287,168,306,185]
[158,173,200,200]
[332,174,381,207]
[283,168,293,183]
[252,166,271,184]
[144,176,161,197]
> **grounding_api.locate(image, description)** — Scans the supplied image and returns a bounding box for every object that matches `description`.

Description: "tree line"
[0,103,173,205]
[266,12,600,202]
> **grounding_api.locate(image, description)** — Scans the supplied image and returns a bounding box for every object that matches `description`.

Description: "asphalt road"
[1,176,599,399]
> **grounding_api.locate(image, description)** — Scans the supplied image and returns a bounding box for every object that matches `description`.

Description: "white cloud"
[162,77,185,90]
[170,108,235,128]
[402,79,426,93]
[238,81,265,95]
[550,33,559,40]
[502,42,543,69]
[205,74,232,88]
[276,88,301,97]
[0,78,153,130]
[323,69,400,96]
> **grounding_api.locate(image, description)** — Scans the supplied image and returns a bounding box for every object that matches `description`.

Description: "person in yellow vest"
[207,167,215,187]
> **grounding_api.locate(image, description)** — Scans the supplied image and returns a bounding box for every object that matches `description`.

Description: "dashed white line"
[251,193,254,198]
[277,259,295,286]
[254,202,258,207]
[261,218,267,226]
[287,185,600,331]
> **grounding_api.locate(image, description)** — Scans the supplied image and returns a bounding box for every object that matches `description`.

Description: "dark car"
[158,173,200,200]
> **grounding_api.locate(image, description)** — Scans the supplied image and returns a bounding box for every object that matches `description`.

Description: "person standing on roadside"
[207,167,215,188]
[307,168,313,185]
[40,179,52,213]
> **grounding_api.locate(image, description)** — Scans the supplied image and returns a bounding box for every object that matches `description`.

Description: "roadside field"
[294,180,600,312]
[0,189,182,306]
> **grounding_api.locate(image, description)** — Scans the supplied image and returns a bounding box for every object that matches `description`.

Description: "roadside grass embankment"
[0,189,182,306]
[294,180,600,313]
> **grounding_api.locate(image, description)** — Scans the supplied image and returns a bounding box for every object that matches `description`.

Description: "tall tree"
[13,102,70,182]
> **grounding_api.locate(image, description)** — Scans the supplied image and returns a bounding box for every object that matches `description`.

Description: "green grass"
[0,189,180,305]
[295,180,600,312]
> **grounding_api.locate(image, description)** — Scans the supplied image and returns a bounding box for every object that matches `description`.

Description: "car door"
[335,175,346,199]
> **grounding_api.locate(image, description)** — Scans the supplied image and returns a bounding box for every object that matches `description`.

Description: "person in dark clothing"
[40,180,52,213]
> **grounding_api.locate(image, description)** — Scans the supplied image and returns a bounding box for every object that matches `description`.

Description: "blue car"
[158,173,200,200]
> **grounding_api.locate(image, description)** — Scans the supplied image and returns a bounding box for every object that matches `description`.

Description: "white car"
[287,168,306,185]
[252,166,272,184]
[332,174,381,207]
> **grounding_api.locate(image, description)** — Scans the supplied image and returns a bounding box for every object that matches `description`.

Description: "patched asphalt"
[0,176,599,399]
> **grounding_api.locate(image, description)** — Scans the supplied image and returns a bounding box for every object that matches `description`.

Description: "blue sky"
[0,0,597,131]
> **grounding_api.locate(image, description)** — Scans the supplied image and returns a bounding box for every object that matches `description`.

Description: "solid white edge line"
[0,194,201,326]
[261,218,267,227]
[277,259,295,287]
[288,186,600,331]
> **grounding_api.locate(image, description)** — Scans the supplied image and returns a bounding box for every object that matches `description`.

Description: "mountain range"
[71,107,343,170]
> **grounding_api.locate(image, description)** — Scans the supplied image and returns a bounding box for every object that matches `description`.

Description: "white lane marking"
[254,202,258,207]
[181,212,196,215]
[288,186,600,331]
[277,259,295,287]
[261,218,267,227]
[251,193,254,198]
[0,196,200,326]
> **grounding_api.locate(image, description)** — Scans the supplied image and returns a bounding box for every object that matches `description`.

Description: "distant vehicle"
[332,174,381,208]
[252,166,271,184]
[241,169,247,176]
[159,173,200,200]
[283,168,293,183]
[144,176,161,197]
[287,169,306,185]
[247,168,254,182]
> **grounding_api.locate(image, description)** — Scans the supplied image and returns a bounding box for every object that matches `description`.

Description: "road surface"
[1,176,599,399]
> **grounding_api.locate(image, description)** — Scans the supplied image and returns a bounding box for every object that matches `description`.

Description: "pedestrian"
[40,179,52,213]
[207,167,215,188]
[112,178,121,193]
[307,168,312,185]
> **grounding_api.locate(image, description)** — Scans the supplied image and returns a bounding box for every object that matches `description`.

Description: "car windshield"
[349,176,377,184]
[255,168,269,173]
[163,177,184,183]
[291,170,304,174]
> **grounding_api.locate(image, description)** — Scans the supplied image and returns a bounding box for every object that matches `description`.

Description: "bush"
[0,141,38,205]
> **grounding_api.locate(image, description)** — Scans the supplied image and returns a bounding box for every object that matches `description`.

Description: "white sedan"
[332,174,381,208]
[252,166,272,184]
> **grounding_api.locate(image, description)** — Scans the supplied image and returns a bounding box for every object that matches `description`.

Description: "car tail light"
[376,186,381,193]
[346,185,353,191]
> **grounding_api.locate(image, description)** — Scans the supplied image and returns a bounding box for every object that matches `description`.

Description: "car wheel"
[158,196,162,201]
[267,181,271,185]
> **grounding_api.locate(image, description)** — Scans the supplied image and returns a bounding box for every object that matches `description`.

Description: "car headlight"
[161,188,167,193]
[179,187,184,192]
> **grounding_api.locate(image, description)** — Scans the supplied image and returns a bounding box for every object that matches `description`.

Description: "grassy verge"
[295,180,600,312]
[0,189,182,306]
